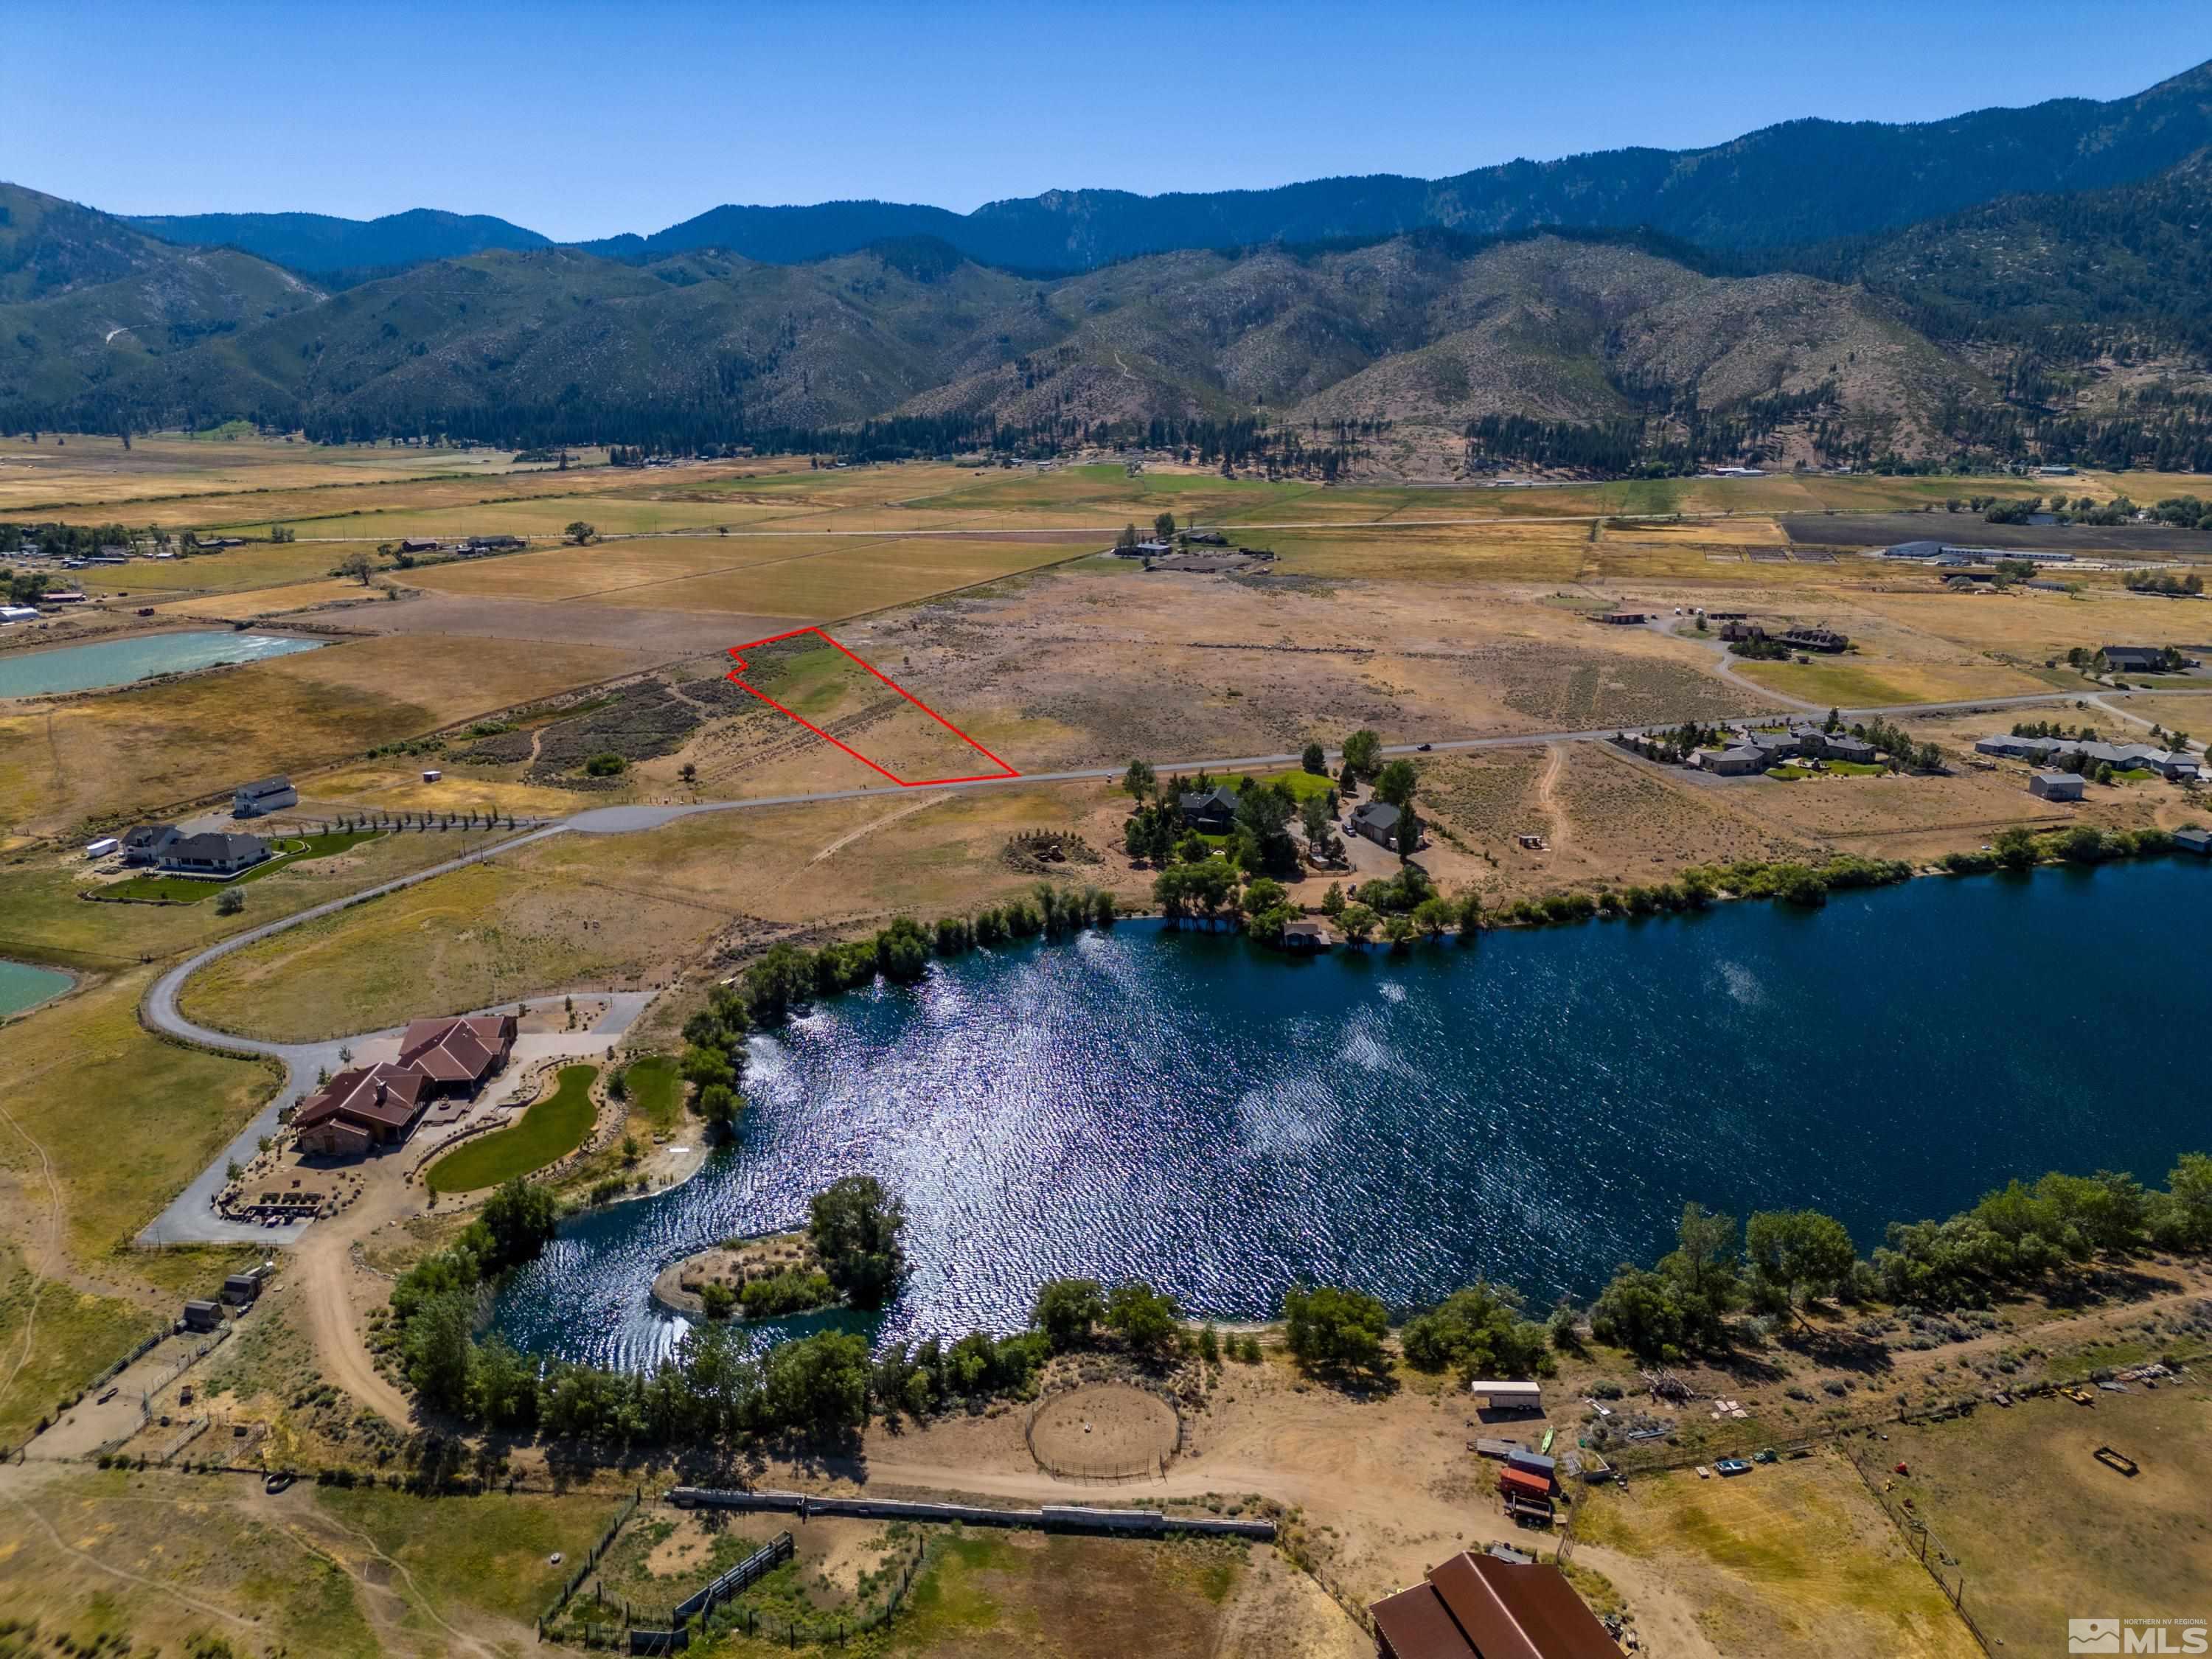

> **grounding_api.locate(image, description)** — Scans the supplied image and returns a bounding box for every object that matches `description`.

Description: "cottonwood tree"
[1282,1284,1390,1380]
[1033,1278,1106,1350]
[1744,1208,1858,1323]
[1105,1281,1182,1357]
[1341,728,1382,777]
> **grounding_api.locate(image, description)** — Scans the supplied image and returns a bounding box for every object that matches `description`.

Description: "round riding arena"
[1024,1382,1181,1480]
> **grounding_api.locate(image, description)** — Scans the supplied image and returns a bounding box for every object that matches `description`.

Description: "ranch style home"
[291,1014,518,1161]
[293,1064,428,1158]
[160,830,271,876]
[1974,734,2199,779]
[397,1013,518,1097]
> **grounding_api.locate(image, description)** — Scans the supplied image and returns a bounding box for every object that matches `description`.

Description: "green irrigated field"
[425,1064,599,1193]
[621,1053,684,1135]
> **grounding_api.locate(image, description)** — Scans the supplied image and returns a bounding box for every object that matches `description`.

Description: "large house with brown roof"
[396,1015,516,1097]
[290,1014,516,1161]
[1371,1554,1615,1659]
[293,1065,429,1158]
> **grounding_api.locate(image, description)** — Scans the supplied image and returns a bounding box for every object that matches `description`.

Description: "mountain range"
[4,60,2211,472]
[122,61,2212,274]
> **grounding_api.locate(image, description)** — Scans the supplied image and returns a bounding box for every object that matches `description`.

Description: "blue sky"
[12,1,2211,240]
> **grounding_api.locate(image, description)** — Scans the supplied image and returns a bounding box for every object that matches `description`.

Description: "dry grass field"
[0,1464,621,1655]
[234,493,802,541]
[0,633,650,836]
[1574,1451,1982,1659]
[71,542,369,594]
[0,430,535,512]
[178,782,1144,1041]
[1880,1384,2212,1655]
[0,967,276,1259]
[1733,656,2052,707]
[156,575,393,616]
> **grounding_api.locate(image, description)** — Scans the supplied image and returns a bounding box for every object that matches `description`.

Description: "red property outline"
[725,626,1020,786]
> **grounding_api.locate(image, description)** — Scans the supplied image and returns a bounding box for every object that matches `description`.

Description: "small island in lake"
[652,1231,835,1321]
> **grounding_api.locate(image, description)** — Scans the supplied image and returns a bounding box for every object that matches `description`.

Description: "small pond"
[0,630,323,698]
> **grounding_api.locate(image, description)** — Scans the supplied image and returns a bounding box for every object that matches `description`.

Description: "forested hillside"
[10,128,2212,474]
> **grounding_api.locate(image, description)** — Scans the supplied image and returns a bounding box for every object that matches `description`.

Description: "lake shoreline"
[490,855,2212,1371]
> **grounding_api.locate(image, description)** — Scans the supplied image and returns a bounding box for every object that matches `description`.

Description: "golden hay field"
[401,533,880,602]
[157,577,390,617]
[0,431,533,512]
[228,494,802,541]
[68,543,367,594]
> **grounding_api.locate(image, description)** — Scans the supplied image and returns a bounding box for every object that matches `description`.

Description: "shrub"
[584,752,627,777]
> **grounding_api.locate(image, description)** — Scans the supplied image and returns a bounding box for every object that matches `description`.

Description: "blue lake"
[0,630,323,697]
[0,960,73,1020]
[490,858,2212,1370]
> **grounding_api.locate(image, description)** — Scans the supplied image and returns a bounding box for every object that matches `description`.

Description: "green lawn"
[1259,768,1338,801]
[1768,765,1812,780]
[1824,760,1887,776]
[622,1054,683,1134]
[99,830,383,903]
[425,1064,599,1194]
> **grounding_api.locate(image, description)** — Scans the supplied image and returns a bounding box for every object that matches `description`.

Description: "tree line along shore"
[381,1124,2212,1453]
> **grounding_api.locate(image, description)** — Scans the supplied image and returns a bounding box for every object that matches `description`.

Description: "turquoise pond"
[489,857,2212,1368]
[0,960,72,1019]
[0,630,322,697]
